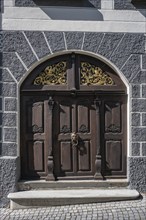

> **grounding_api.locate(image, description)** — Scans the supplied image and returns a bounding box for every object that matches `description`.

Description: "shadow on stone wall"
[115,0,146,10]
[131,0,146,9]
[41,6,103,21]
[132,0,146,19]
[33,0,100,7]
[15,0,101,8]
[137,9,146,20]
[15,0,103,21]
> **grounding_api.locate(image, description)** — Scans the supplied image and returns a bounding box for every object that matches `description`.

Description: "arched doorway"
[20,52,127,181]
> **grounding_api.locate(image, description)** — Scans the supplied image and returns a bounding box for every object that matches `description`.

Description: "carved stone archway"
[20,52,127,180]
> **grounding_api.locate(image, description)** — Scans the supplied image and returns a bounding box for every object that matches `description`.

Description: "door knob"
[71,132,78,147]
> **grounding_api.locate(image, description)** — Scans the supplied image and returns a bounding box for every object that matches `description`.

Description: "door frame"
[19,51,129,180]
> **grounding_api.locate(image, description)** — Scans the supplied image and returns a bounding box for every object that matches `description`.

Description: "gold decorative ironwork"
[80,62,114,85]
[34,61,67,85]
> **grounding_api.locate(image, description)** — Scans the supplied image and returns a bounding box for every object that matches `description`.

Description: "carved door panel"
[101,95,127,177]
[21,95,49,179]
[53,95,97,179]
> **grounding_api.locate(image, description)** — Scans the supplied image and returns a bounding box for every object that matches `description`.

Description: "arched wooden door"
[20,53,127,180]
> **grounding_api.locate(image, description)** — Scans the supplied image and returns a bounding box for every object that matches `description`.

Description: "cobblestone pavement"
[1,194,146,220]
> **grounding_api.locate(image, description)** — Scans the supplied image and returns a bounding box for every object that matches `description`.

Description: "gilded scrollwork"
[33,61,67,85]
[80,62,114,86]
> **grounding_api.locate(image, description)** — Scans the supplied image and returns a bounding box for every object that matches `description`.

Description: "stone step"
[18,179,129,191]
[8,189,139,210]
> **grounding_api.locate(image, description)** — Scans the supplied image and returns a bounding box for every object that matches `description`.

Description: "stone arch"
[19,50,129,90]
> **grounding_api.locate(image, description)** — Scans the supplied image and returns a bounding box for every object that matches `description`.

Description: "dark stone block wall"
[0,157,20,207]
[114,0,135,10]
[129,157,146,192]
[0,30,146,206]
[1,31,145,82]
[115,0,146,9]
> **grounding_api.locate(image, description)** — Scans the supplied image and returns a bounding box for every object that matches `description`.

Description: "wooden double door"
[21,92,127,180]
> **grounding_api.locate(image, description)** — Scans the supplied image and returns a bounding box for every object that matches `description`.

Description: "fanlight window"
[34,61,67,85]
[21,53,126,93]
[80,62,114,86]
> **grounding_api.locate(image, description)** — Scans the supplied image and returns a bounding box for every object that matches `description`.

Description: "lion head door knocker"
[71,132,79,147]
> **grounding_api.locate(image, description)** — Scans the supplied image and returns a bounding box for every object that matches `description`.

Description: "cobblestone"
[0,194,146,220]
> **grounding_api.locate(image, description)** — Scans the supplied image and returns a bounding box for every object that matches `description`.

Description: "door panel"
[60,102,72,133]
[78,141,91,171]
[32,102,44,133]
[21,96,48,179]
[78,104,89,133]
[60,141,73,172]
[105,101,121,133]
[27,141,44,172]
[105,141,122,171]
[102,95,127,177]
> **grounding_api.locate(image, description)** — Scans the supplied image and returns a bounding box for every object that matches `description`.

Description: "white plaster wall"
[4,0,15,7]
[2,19,146,33]
[2,0,146,33]
[3,7,146,22]
[101,0,114,9]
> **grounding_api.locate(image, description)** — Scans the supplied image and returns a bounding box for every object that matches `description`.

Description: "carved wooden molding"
[32,124,43,133]
[60,125,71,133]
[79,124,88,133]
[105,124,120,133]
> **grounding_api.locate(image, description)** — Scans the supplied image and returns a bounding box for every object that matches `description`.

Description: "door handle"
[71,132,78,147]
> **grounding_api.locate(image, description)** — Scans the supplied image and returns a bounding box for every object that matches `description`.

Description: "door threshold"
[8,188,139,209]
[18,179,129,191]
